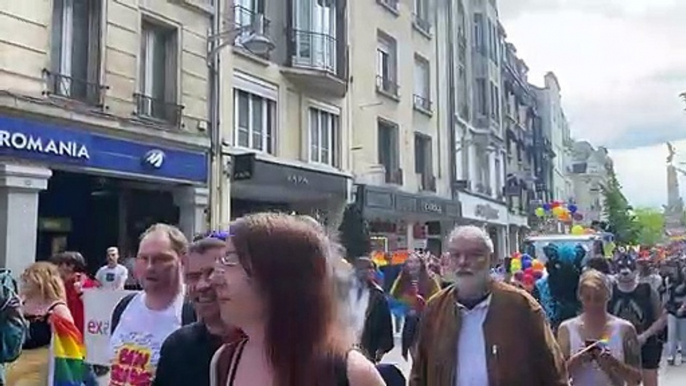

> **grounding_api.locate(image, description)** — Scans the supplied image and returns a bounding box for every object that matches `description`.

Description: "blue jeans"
[84,364,98,386]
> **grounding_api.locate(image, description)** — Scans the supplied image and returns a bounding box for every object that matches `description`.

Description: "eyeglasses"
[217,250,241,267]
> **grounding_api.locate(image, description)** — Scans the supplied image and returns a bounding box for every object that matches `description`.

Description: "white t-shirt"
[96,264,128,290]
[109,292,185,386]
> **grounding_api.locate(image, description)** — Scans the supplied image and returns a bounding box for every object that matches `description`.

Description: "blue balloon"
[521,253,532,261]
[522,259,533,269]
[543,203,551,211]
[568,204,578,214]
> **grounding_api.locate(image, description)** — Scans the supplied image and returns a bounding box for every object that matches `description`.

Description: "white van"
[523,233,606,265]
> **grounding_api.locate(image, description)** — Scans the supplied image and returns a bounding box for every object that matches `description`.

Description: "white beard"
[454,269,490,299]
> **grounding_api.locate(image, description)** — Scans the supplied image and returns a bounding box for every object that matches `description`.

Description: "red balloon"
[524,267,534,276]
[514,271,524,281]
[523,273,535,285]
[551,201,560,208]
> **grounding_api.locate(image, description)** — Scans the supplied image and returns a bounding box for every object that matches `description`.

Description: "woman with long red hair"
[209,213,384,386]
[390,252,440,359]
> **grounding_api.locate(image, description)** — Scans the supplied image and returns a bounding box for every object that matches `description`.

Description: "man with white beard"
[409,225,568,386]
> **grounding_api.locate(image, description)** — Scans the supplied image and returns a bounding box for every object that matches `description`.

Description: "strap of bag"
[110,293,136,335]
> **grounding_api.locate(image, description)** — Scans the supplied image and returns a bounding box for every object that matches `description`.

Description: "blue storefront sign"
[0,116,207,184]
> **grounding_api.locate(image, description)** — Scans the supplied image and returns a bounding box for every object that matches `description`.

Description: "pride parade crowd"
[0,212,684,386]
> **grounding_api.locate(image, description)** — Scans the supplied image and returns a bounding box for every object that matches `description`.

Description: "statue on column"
[664,142,685,229]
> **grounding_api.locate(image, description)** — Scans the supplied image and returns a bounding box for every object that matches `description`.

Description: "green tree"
[633,208,664,246]
[601,166,638,244]
[337,203,371,262]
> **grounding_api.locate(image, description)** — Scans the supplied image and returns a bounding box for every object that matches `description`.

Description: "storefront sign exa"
[475,204,500,221]
[287,174,309,185]
[0,130,90,159]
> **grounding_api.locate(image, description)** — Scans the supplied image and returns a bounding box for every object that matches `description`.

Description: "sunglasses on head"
[193,230,230,242]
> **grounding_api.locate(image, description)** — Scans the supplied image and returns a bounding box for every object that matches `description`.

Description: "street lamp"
[206,8,275,229]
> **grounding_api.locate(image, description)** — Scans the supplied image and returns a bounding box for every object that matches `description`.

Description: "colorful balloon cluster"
[534,201,583,223]
[510,252,545,292]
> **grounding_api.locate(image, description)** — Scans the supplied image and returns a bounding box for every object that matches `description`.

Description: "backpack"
[110,292,196,334]
[0,269,26,363]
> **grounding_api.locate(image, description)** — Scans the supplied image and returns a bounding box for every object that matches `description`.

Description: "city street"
[379,337,686,384]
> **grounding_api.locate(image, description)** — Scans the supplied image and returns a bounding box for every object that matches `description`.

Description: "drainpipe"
[446,0,458,202]
[207,1,223,229]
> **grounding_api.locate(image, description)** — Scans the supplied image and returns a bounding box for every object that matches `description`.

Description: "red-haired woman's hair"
[230,213,349,386]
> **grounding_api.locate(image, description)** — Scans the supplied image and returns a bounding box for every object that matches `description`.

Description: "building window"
[309,108,339,167]
[476,78,488,116]
[413,0,431,35]
[473,13,485,53]
[413,55,431,112]
[49,0,102,104]
[458,65,469,120]
[292,0,337,72]
[234,89,275,154]
[489,82,500,121]
[378,120,401,184]
[376,32,398,96]
[136,20,180,124]
[414,134,434,191]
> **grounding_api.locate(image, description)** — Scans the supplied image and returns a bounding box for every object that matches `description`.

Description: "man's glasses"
[193,230,230,242]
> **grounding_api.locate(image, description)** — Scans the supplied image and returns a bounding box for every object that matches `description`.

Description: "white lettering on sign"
[288,174,309,185]
[475,204,500,221]
[0,130,90,159]
[423,202,442,213]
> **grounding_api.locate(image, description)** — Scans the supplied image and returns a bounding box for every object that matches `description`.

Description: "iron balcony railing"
[376,75,399,97]
[233,5,271,56]
[133,93,184,127]
[43,69,107,106]
[419,173,437,192]
[413,94,432,112]
[290,29,337,74]
[385,168,403,185]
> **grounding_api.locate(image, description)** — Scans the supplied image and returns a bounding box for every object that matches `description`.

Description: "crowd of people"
[0,212,685,385]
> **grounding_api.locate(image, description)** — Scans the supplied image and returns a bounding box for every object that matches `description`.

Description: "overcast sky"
[499,0,686,209]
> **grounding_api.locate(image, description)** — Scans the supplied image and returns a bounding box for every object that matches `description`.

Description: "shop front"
[230,152,351,229]
[0,114,208,275]
[458,192,509,259]
[355,185,461,256]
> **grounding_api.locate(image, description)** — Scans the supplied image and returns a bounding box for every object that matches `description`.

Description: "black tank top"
[609,283,657,343]
[22,302,64,350]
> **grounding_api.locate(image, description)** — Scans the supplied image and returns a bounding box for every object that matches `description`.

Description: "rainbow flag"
[49,313,86,386]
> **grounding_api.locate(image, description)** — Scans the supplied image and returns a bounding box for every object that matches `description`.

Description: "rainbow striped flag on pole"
[49,313,86,386]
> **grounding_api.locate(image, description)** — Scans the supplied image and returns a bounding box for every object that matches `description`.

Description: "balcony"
[233,5,271,59]
[282,29,347,98]
[385,168,403,185]
[43,70,107,107]
[376,75,400,100]
[412,14,432,37]
[376,0,399,14]
[413,94,432,115]
[418,173,436,192]
[133,93,184,128]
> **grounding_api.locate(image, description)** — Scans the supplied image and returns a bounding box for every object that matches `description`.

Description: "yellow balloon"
[571,225,584,235]
[552,206,564,217]
[535,207,545,217]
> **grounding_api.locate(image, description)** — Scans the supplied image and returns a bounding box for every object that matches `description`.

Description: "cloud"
[500,0,686,207]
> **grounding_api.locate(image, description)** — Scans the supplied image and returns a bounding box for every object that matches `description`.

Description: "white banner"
[83,289,137,366]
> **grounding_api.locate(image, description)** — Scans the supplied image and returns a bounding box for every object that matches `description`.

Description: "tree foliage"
[338,203,371,262]
[633,208,664,246]
[601,166,638,245]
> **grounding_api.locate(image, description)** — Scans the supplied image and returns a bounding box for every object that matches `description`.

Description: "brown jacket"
[410,281,569,386]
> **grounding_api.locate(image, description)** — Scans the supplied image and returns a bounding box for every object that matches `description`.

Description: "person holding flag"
[6,262,86,386]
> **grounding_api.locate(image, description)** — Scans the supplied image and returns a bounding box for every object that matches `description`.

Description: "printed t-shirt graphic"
[109,292,184,386]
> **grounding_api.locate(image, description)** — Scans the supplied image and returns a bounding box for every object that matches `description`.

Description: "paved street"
[379,337,686,384]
